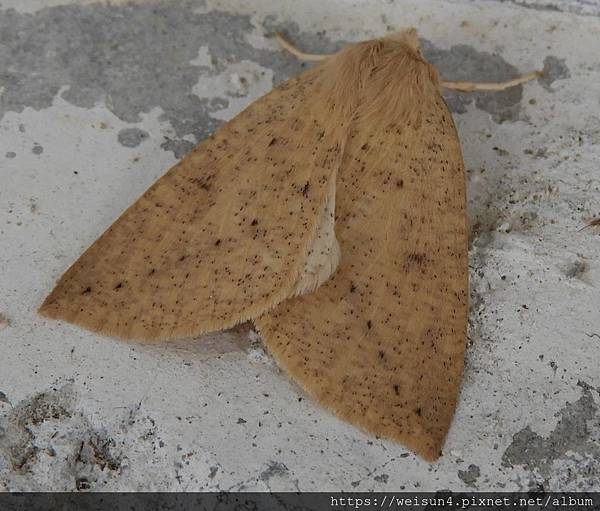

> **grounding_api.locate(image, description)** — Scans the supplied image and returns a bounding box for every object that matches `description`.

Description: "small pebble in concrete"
[497,222,511,233]
[374,473,389,483]
[458,464,481,487]
[259,461,288,481]
[5,151,16,159]
[32,144,43,155]
[562,258,587,278]
[0,314,11,331]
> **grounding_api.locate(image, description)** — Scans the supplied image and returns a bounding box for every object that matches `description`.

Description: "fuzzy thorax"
[317,29,441,124]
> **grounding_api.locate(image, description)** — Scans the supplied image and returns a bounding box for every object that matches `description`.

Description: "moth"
[40,29,539,461]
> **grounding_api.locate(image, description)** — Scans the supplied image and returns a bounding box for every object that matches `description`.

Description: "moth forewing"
[256,31,469,461]
[40,64,354,341]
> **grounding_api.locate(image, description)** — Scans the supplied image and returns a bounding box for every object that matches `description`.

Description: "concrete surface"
[1,0,599,492]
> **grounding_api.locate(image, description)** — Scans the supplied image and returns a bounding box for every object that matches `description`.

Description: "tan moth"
[40,29,540,460]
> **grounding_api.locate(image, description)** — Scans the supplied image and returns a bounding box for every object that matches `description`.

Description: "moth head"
[382,28,434,69]
[383,28,440,91]
[321,27,440,122]
[388,27,421,55]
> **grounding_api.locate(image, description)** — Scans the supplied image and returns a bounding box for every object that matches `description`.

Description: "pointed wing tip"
[38,288,79,323]
[420,452,442,463]
[416,444,443,463]
[377,424,444,463]
[382,428,444,462]
[37,292,218,343]
[38,294,60,319]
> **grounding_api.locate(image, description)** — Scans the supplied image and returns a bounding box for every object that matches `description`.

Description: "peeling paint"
[502,384,600,485]
[0,385,75,473]
[0,2,306,156]
[0,385,159,490]
[259,461,288,481]
[539,56,570,91]
[422,41,526,122]
[117,127,149,148]
[0,0,533,164]
[1,0,600,493]
[458,464,481,487]
[192,59,274,121]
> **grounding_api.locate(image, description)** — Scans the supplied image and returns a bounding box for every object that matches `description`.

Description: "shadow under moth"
[40,29,540,461]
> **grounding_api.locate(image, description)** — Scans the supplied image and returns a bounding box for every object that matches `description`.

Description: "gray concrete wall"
[0,0,599,491]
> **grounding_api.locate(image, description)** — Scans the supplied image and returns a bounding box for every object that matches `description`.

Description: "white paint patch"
[189,45,215,69]
[192,60,274,120]
[0,93,175,358]
[0,0,155,14]
[244,12,280,51]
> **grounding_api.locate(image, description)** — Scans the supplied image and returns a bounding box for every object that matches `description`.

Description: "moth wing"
[40,65,347,341]
[256,41,468,461]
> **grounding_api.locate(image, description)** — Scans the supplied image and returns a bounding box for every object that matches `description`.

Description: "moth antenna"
[275,32,542,92]
[578,218,600,232]
[440,71,543,92]
[274,32,328,61]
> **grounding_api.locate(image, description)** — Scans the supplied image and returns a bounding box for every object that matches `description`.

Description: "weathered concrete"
[0,0,599,491]
[456,0,600,16]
